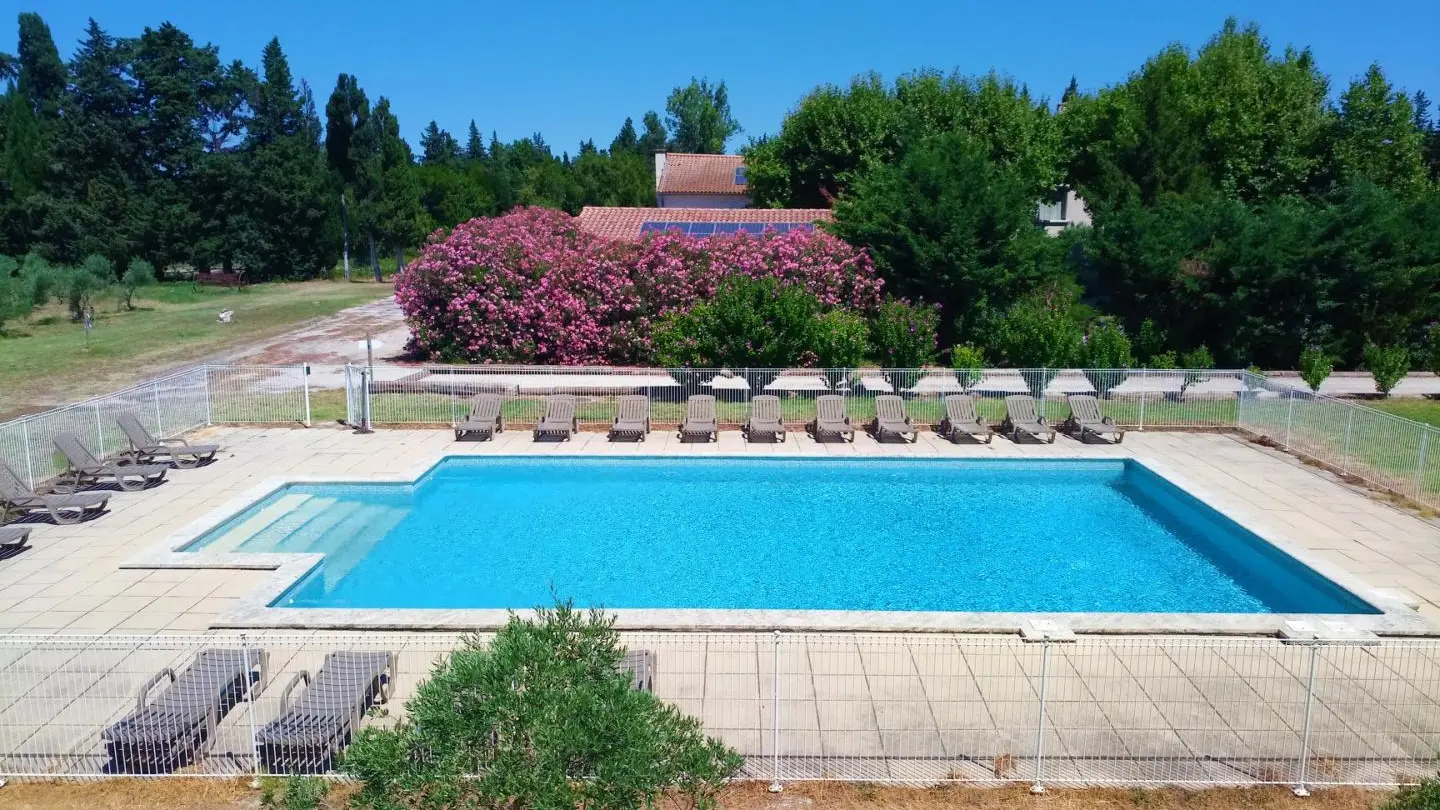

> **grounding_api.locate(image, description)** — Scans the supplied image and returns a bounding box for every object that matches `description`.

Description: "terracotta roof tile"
[577,207,833,241]
[658,153,747,195]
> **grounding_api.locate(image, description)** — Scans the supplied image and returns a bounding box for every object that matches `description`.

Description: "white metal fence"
[1,632,1438,790]
[3,364,1439,509]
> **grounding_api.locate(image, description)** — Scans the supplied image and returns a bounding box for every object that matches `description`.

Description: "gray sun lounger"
[868,395,917,443]
[618,649,655,693]
[679,395,717,442]
[1000,395,1057,443]
[257,650,395,774]
[0,461,110,524]
[53,433,169,492]
[533,395,578,441]
[609,395,651,441]
[807,395,854,442]
[102,647,268,774]
[1064,394,1125,443]
[0,525,31,550]
[116,413,219,468]
[454,393,505,441]
[742,395,785,443]
[937,394,993,444]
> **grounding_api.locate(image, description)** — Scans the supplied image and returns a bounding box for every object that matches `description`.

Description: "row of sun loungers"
[1,414,221,534]
[455,393,1127,444]
[101,646,654,774]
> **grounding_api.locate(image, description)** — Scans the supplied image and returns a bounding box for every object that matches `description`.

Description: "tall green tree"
[464,119,485,162]
[419,120,460,165]
[1331,64,1429,195]
[352,96,422,280]
[638,111,667,154]
[323,73,367,185]
[610,117,638,154]
[664,78,738,153]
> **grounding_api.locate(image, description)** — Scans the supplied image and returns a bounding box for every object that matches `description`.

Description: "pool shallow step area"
[178,456,1379,620]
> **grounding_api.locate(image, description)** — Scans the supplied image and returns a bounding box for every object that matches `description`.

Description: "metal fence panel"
[3,633,1439,789]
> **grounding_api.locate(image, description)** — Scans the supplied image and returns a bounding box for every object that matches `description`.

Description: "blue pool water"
[184,457,1377,614]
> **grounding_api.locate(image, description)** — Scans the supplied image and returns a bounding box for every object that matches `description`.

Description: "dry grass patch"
[0,780,1390,810]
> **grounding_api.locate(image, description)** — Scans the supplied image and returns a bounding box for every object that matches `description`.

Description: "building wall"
[657,193,750,209]
[1039,187,1092,236]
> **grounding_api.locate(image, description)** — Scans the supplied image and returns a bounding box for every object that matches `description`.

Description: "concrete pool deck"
[2,425,1438,635]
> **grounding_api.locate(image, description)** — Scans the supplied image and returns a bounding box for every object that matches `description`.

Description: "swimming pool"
[182,457,1376,615]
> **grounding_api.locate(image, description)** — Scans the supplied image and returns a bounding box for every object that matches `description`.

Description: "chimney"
[654,152,667,205]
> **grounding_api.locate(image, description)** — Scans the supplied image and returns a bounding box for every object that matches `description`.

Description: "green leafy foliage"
[1298,347,1332,391]
[653,276,826,368]
[1381,771,1440,810]
[62,254,114,320]
[949,343,986,386]
[811,309,870,368]
[1423,323,1440,375]
[343,601,741,810]
[116,259,156,310]
[1364,343,1411,396]
[868,297,939,367]
[260,775,329,810]
[1081,317,1134,369]
[665,77,741,154]
[982,291,1082,369]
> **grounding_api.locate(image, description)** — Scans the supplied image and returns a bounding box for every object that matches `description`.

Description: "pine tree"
[324,73,368,185]
[1061,76,1079,105]
[2,12,65,201]
[610,117,639,154]
[638,111,666,154]
[353,97,421,280]
[419,120,460,165]
[465,119,485,161]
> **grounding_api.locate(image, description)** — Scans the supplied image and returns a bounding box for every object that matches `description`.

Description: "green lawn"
[1370,398,1440,429]
[0,279,393,419]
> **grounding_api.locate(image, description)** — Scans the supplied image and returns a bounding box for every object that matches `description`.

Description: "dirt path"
[204,299,414,368]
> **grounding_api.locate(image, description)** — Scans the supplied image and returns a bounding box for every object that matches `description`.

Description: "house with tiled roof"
[654,153,748,208]
[576,207,832,241]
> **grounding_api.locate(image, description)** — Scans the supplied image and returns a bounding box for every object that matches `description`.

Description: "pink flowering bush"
[394,207,883,364]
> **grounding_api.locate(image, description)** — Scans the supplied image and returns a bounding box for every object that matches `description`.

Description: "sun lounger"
[454,393,504,441]
[0,525,30,550]
[116,413,219,468]
[0,462,110,524]
[679,395,717,442]
[609,395,651,441]
[102,647,268,774]
[256,650,395,774]
[618,649,655,693]
[533,395,578,441]
[742,395,785,443]
[1000,395,1057,443]
[867,395,917,442]
[937,394,993,444]
[53,433,168,492]
[1064,394,1125,443]
[807,395,854,442]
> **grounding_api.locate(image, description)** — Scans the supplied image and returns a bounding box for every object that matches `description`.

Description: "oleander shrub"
[394,207,882,365]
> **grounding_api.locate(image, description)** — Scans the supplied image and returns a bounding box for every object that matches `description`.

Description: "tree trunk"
[341,193,351,281]
[368,230,380,282]
[395,244,405,274]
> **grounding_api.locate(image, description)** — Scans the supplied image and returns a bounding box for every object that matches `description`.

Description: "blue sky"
[9,1,1438,153]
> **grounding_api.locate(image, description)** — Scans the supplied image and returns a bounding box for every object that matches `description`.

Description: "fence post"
[153,381,164,437]
[203,366,213,425]
[450,368,458,426]
[1137,370,1146,431]
[1285,389,1295,449]
[769,629,783,793]
[1293,642,1319,797]
[1031,639,1051,794]
[93,401,105,453]
[1415,432,1431,498]
[21,418,35,490]
[1341,409,1355,475]
[301,365,312,427]
[241,634,262,788]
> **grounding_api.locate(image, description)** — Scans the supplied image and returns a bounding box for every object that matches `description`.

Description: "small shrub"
[343,600,741,810]
[949,343,986,387]
[116,259,157,311]
[1381,771,1440,810]
[0,256,32,335]
[1134,318,1168,364]
[1422,323,1440,375]
[811,309,869,368]
[1147,351,1178,369]
[1081,317,1134,396]
[1298,347,1332,392]
[63,254,115,321]
[261,775,329,810]
[1178,344,1214,370]
[1365,343,1410,397]
[869,297,939,367]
